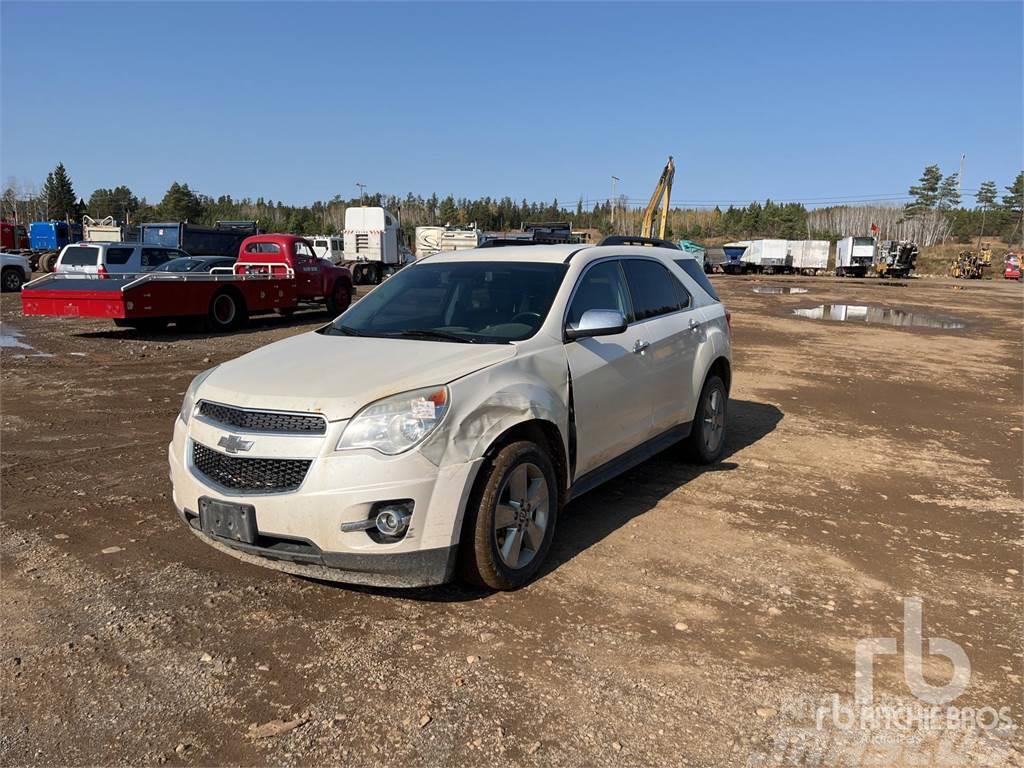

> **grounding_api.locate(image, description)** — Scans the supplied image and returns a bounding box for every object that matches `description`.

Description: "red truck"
[1,220,30,251]
[21,234,354,332]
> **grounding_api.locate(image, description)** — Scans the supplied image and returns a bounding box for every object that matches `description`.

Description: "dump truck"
[721,241,750,274]
[787,240,829,275]
[1,220,29,251]
[139,220,257,259]
[835,236,876,277]
[83,215,125,242]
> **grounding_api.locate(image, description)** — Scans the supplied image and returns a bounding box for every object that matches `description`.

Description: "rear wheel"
[38,252,58,273]
[1,267,24,292]
[686,374,728,464]
[207,288,247,332]
[460,441,558,590]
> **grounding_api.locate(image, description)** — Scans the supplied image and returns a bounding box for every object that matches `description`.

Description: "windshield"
[156,259,199,272]
[325,260,568,343]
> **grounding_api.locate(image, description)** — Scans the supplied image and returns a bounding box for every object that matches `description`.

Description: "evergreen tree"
[158,182,204,222]
[937,173,960,210]
[1002,171,1024,246]
[975,180,998,246]
[41,162,78,220]
[907,164,943,213]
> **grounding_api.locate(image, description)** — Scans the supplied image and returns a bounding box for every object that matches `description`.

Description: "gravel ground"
[1,275,1022,767]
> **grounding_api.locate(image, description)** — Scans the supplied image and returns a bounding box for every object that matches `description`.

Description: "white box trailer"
[414,226,445,260]
[835,236,876,277]
[787,240,829,274]
[342,207,402,284]
[742,239,789,272]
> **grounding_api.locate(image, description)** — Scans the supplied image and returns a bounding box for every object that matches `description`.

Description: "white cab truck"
[835,236,877,277]
[307,234,345,263]
[170,243,733,589]
[787,240,830,275]
[342,207,403,285]
[742,239,788,273]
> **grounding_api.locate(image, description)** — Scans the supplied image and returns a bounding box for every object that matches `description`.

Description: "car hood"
[198,331,517,421]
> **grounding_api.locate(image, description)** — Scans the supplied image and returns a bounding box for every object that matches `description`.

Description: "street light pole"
[356,183,366,205]
[611,175,620,232]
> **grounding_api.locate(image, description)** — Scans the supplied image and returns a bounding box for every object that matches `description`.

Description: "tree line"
[3,162,1022,249]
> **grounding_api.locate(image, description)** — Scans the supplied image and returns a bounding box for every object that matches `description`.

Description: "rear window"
[105,247,135,265]
[245,242,281,254]
[60,246,100,266]
[674,258,720,301]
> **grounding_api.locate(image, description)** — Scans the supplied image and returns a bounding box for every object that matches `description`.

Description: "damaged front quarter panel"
[418,344,570,471]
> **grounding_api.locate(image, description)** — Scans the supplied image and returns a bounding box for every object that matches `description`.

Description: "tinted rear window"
[61,246,100,266]
[105,247,135,265]
[675,258,720,301]
[622,259,686,321]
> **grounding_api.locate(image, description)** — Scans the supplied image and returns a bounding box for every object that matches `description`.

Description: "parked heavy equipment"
[640,156,675,240]
[948,249,990,279]
[874,240,918,278]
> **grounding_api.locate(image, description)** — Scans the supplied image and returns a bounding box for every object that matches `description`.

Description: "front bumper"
[169,414,482,587]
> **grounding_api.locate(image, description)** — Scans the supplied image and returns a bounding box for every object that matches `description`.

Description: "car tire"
[459,440,559,591]
[38,252,57,273]
[325,281,352,316]
[686,374,728,464]
[207,288,247,332]
[1,267,24,292]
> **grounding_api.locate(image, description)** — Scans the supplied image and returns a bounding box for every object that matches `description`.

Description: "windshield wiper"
[392,329,475,344]
[323,324,368,337]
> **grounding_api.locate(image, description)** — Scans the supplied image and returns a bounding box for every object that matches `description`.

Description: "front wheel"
[686,374,728,464]
[460,441,559,590]
[207,288,247,332]
[1,267,24,292]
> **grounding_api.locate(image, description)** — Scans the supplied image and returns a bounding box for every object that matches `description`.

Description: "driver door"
[563,259,654,479]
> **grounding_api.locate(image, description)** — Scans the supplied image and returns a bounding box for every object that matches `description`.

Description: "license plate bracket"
[199,497,258,544]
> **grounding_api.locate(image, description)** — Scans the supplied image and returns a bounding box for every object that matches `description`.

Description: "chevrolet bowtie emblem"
[218,435,254,454]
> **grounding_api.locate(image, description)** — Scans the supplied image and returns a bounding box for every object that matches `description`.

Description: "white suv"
[55,242,189,276]
[169,243,732,589]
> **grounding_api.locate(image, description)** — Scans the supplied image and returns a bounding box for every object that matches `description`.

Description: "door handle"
[688,319,701,333]
[633,339,650,354]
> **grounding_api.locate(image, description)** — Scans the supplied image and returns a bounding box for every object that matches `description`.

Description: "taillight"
[725,309,733,338]
[97,264,109,279]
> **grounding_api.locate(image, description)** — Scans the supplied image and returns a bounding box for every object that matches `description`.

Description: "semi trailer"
[787,240,829,275]
[835,236,876,277]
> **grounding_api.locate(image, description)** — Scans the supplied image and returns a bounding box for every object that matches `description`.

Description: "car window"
[142,248,174,268]
[329,261,568,343]
[59,246,100,266]
[621,259,687,321]
[674,258,719,301]
[314,240,328,249]
[566,260,631,328]
[245,242,281,254]
[157,259,196,272]
[294,242,315,258]
[104,247,135,266]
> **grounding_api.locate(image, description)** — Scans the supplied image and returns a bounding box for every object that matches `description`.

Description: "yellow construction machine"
[948,248,991,279]
[640,156,675,240]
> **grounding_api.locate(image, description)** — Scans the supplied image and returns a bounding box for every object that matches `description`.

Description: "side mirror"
[565,309,627,340]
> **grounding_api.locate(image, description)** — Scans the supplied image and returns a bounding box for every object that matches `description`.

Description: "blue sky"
[2,1,1021,208]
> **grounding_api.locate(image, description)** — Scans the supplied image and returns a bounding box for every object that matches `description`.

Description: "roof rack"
[597,235,680,250]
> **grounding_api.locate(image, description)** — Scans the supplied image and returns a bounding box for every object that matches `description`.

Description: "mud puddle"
[791,304,966,330]
[0,322,55,357]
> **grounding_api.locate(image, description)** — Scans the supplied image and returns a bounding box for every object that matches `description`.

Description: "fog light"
[375,505,411,537]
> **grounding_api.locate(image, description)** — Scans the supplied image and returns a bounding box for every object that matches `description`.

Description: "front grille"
[198,401,326,435]
[192,442,311,493]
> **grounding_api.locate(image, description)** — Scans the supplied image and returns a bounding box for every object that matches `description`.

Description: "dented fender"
[419,344,570,470]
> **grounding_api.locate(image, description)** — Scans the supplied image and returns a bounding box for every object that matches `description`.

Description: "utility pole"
[356,182,366,205]
[610,176,620,232]
[958,153,965,200]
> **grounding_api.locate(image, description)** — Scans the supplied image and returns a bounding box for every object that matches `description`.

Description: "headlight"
[338,386,449,455]
[179,366,218,425]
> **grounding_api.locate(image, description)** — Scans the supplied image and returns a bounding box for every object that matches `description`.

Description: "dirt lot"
[2,275,1022,767]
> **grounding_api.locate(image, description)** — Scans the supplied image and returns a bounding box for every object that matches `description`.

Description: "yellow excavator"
[640,156,675,240]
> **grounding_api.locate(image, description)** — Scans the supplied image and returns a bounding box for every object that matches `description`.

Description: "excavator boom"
[641,156,675,240]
